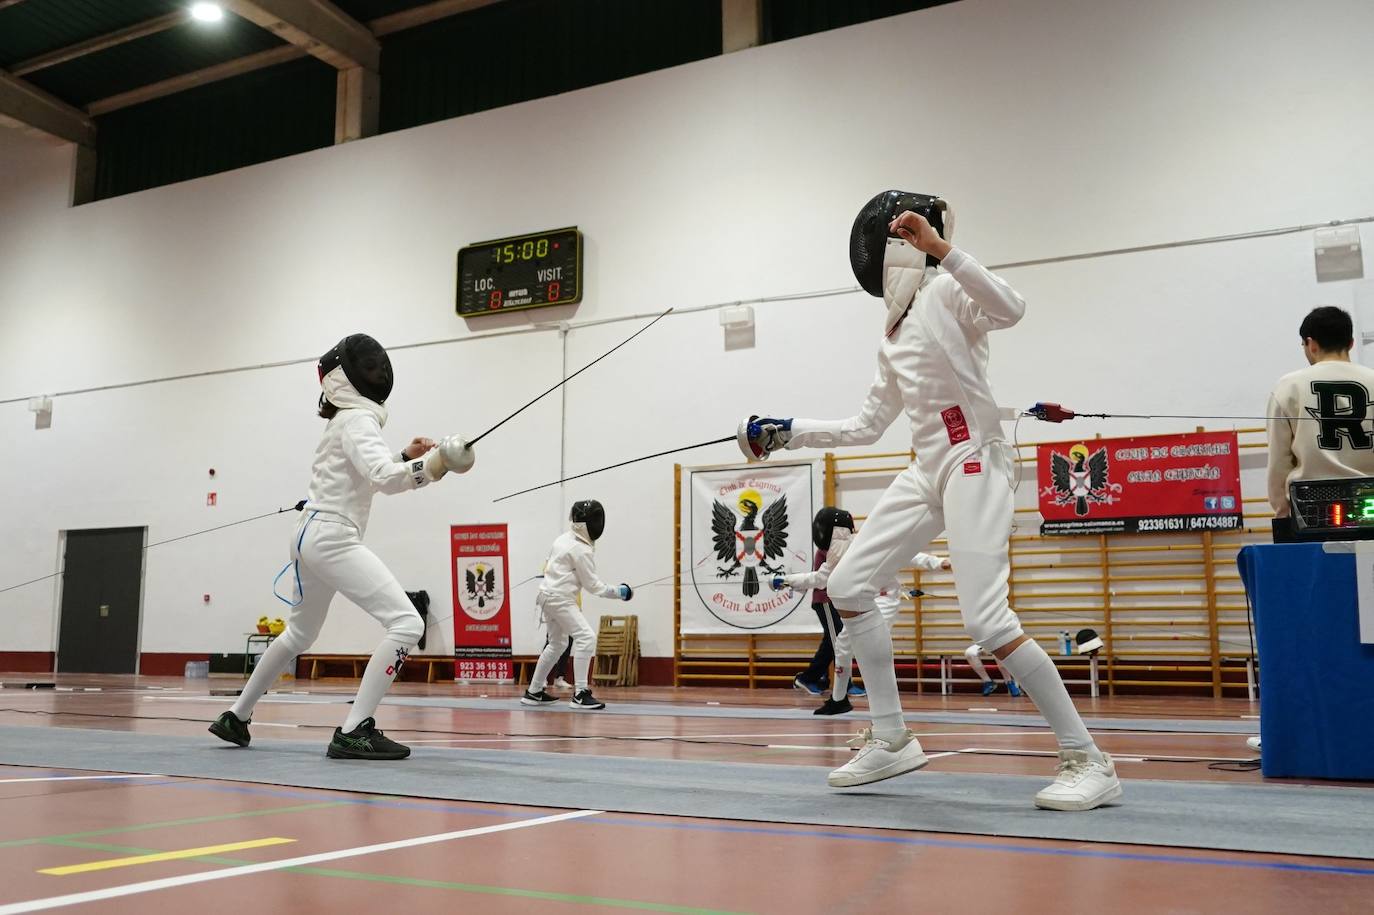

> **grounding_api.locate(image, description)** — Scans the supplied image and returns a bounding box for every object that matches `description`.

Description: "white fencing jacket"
[786,246,1026,489]
[303,371,428,533]
[538,527,620,607]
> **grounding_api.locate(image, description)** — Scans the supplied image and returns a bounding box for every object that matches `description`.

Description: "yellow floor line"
[39,838,296,876]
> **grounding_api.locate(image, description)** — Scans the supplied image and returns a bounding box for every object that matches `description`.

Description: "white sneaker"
[1246,736,1261,752]
[553,677,572,690]
[1034,750,1123,811]
[828,728,928,787]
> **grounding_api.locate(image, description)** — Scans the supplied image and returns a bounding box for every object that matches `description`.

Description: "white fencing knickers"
[827,444,1024,653]
[233,512,423,722]
[531,592,597,691]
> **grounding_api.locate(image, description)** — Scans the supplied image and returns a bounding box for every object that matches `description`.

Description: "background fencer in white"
[833,552,948,703]
[523,500,631,710]
[776,549,946,709]
[211,334,473,760]
[743,200,1121,811]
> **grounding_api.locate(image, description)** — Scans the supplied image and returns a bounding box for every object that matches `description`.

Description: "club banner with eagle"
[450,523,513,680]
[1036,431,1243,535]
[680,461,818,634]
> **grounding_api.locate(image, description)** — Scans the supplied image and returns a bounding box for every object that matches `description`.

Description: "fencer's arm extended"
[571,543,620,600]
[940,247,1027,331]
[1265,391,1296,517]
[340,415,428,493]
[785,358,903,449]
[784,550,841,591]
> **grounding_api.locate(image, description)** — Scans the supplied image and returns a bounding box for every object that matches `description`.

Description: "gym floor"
[0,676,1369,914]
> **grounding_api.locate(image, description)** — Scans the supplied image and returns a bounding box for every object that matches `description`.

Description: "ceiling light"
[190,3,224,22]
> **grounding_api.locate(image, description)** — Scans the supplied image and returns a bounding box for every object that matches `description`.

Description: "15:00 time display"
[455,227,583,317]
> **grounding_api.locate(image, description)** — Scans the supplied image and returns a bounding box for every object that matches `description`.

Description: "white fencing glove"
[423,436,475,481]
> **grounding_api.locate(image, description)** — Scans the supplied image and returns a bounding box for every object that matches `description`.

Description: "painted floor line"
[0,775,162,785]
[0,809,601,915]
[38,837,744,915]
[957,747,1253,763]
[39,837,296,876]
[0,801,351,851]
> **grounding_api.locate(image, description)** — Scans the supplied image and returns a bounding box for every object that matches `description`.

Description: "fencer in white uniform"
[521,500,632,710]
[210,334,473,760]
[740,191,1120,810]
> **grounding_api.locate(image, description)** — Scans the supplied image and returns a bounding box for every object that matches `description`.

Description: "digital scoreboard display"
[1290,477,1374,534]
[456,227,582,317]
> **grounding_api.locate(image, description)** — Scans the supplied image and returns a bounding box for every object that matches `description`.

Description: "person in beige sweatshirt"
[1267,306,1374,527]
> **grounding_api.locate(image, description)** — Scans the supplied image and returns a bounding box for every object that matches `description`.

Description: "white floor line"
[406,730,1054,746]
[0,775,162,785]
[0,809,600,915]
[956,747,1254,763]
[923,751,962,761]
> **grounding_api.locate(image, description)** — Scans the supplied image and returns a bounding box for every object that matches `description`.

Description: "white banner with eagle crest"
[679,461,818,634]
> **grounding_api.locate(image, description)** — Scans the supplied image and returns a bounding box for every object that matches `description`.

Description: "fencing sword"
[1023,402,1342,424]
[466,307,673,448]
[493,434,737,502]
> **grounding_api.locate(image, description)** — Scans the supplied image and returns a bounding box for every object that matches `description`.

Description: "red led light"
[1333,502,1345,526]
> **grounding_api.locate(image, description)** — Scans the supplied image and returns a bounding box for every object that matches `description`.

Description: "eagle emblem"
[465,563,498,608]
[1045,443,1114,516]
[711,488,788,596]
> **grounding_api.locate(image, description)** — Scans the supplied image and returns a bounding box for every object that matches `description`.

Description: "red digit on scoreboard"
[547,281,560,302]
[488,289,502,310]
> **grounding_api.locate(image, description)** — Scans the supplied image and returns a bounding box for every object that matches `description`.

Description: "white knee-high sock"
[230,638,298,721]
[573,655,591,691]
[529,639,563,693]
[844,610,904,742]
[997,640,1100,760]
[342,637,410,732]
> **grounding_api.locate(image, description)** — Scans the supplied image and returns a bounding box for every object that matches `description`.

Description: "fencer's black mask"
[570,500,606,541]
[849,190,949,297]
[811,507,855,551]
[318,334,394,405]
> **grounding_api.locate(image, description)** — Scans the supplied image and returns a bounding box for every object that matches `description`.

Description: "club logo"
[687,466,814,632]
[1043,443,1121,516]
[457,559,504,621]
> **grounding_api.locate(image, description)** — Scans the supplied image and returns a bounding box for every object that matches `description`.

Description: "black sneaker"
[208,711,251,746]
[814,697,853,716]
[570,688,606,710]
[326,717,410,760]
[521,689,559,706]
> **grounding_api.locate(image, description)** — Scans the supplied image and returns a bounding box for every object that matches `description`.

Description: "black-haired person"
[521,500,631,710]
[210,334,473,759]
[1267,306,1374,542]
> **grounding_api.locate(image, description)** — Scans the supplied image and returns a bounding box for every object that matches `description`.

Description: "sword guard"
[1028,402,1076,423]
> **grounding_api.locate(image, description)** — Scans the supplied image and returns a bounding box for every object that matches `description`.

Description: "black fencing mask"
[849,190,950,297]
[811,507,855,551]
[318,334,394,404]
[570,499,606,541]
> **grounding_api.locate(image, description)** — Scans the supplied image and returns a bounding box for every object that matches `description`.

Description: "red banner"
[1037,430,1243,535]
[450,523,513,680]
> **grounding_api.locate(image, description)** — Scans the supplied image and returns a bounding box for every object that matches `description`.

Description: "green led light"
[1362,495,1374,520]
